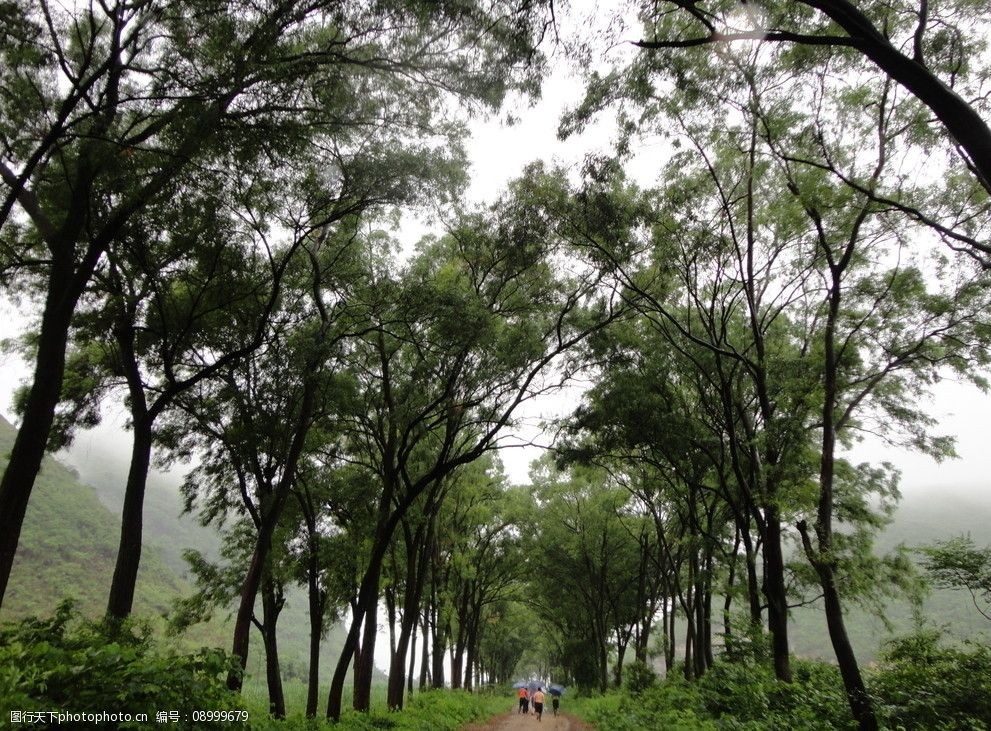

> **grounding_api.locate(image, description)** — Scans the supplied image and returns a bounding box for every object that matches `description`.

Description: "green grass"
[241,680,513,730]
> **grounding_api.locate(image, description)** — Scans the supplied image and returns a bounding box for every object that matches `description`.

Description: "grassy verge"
[243,685,513,730]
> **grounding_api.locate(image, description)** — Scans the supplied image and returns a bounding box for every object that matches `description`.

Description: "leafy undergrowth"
[247,690,511,730]
[0,601,245,730]
[569,634,991,731]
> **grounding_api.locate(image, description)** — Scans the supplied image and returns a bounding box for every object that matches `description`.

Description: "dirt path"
[461,708,592,731]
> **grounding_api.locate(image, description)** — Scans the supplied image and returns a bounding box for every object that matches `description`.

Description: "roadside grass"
[243,679,514,730]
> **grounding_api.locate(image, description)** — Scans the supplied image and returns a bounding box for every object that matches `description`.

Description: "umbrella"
[548,684,566,697]
[512,681,528,689]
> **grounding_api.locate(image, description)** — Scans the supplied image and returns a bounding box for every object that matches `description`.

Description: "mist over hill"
[0,414,357,684]
[788,484,991,662]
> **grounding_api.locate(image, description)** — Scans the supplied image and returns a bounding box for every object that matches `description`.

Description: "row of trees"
[520,2,991,729]
[0,0,581,721]
[4,1,991,729]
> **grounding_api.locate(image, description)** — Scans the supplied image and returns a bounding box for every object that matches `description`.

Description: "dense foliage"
[0,603,243,730]
[572,637,991,730]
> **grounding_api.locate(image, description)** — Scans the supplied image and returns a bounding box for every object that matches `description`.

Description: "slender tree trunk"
[743,528,762,624]
[762,508,792,682]
[683,603,695,682]
[797,271,877,730]
[106,414,153,619]
[811,549,877,731]
[407,621,417,696]
[451,628,465,690]
[388,534,431,709]
[354,587,380,710]
[385,583,397,666]
[327,522,397,719]
[661,597,674,674]
[431,614,447,689]
[304,532,325,718]
[597,628,609,693]
[419,611,430,690]
[228,512,277,691]
[614,636,627,687]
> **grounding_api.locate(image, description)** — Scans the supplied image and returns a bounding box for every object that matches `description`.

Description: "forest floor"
[462,708,592,730]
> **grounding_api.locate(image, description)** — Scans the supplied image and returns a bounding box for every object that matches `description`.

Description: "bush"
[625,660,658,695]
[0,601,244,730]
[572,677,716,730]
[872,630,991,730]
[696,659,854,730]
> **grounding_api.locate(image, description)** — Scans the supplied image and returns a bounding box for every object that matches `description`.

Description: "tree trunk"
[354,586,380,710]
[106,413,153,619]
[419,611,431,689]
[820,556,877,731]
[407,621,417,696]
[762,509,792,682]
[0,256,83,609]
[261,575,286,719]
[304,527,325,718]
[228,511,278,691]
[614,636,627,687]
[451,627,465,691]
[800,269,878,730]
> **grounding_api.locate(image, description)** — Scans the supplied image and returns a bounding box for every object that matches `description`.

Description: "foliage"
[244,690,509,730]
[920,535,991,621]
[0,602,244,730]
[872,629,991,730]
[572,660,854,730]
[570,679,715,730]
[624,660,658,695]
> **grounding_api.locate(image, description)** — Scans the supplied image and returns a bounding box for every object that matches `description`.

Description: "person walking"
[517,686,528,714]
[552,694,560,717]
[533,687,545,721]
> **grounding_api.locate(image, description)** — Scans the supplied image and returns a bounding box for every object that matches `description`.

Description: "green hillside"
[1,415,187,621]
[789,489,991,663]
[60,430,221,575]
[2,414,361,688]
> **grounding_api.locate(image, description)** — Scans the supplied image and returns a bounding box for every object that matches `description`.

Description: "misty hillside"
[1,414,357,684]
[789,485,991,663]
[1,414,187,620]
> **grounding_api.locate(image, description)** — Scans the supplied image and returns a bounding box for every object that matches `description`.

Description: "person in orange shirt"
[517,686,528,714]
[533,687,545,721]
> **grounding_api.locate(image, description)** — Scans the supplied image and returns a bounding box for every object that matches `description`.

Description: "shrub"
[625,659,658,695]
[872,630,991,730]
[0,601,244,730]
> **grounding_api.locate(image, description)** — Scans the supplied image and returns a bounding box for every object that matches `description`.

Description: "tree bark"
[106,413,153,619]
[419,611,430,690]
[0,253,89,609]
[762,509,792,682]
[261,575,286,719]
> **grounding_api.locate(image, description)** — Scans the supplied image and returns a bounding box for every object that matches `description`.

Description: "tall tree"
[630,0,991,208]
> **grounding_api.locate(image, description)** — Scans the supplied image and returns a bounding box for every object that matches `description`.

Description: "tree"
[323,170,628,717]
[921,536,991,621]
[630,0,991,208]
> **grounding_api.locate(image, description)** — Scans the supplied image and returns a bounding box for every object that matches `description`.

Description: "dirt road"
[461,708,592,730]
